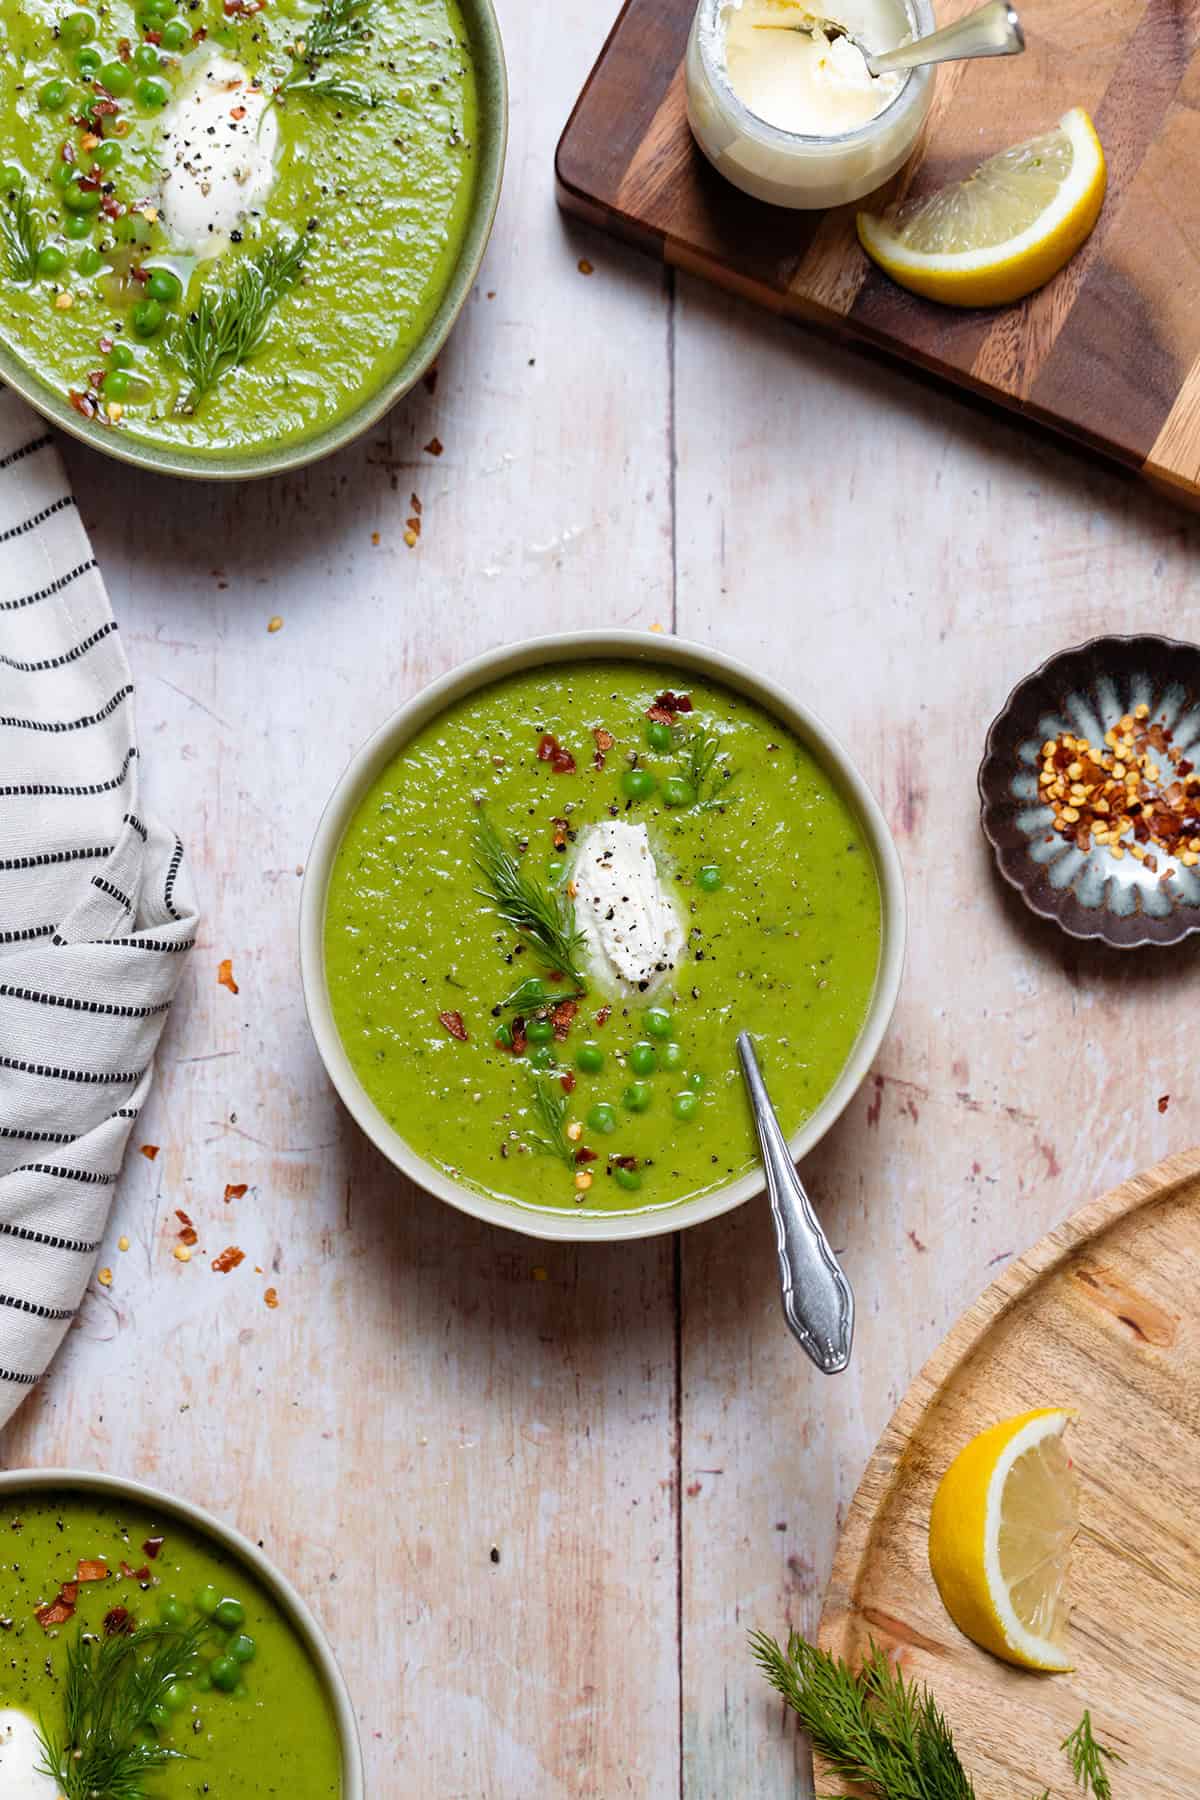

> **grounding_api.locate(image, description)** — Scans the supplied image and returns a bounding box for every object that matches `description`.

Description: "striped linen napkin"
[0,390,197,1428]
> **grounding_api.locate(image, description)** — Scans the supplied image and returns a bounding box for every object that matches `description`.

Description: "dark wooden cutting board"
[555,0,1200,503]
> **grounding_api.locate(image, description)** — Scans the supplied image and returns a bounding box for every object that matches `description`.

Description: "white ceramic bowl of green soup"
[301,632,906,1242]
[0,1467,362,1799]
[0,0,505,477]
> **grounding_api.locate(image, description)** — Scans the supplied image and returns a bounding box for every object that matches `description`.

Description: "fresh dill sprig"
[749,1631,977,1800]
[278,0,374,99]
[677,725,736,810]
[523,1066,575,1168]
[168,235,308,410]
[473,811,588,991]
[38,1619,208,1800]
[1062,1712,1122,1798]
[1,182,42,282]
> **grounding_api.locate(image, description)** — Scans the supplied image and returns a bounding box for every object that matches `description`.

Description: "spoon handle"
[866,0,1024,76]
[736,1032,854,1375]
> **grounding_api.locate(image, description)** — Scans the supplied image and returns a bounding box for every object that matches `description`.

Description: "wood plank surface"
[557,0,1200,496]
[819,1147,1200,1798]
[4,0,1200,1792]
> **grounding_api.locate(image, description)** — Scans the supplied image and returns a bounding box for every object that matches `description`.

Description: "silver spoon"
[736,1032,854,1375]
[755,0,1024,80]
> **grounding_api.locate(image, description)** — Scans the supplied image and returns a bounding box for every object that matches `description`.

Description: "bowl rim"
[977,631,1200,949]
[0,1465,364,1796]
[299,629,907,1242]
[0,0,508,482]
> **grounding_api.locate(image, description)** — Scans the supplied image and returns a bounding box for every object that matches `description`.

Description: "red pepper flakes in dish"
[103,1606,135,1636]
[536,734,576,776]
[224,1182,248,1202]
[217,957,239,994]
[1039,705,1200,869]
[75,1559,108,1582]
[212,1246,245,1273]
[36,1583,78,1629]
[551,999,577,1040]
[142,1537,164,1560]
[646,691,692,723]
[438,1010,468,1042]
[592,726,614,771]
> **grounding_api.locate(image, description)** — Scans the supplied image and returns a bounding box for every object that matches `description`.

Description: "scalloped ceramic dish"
[979,634,1200,948]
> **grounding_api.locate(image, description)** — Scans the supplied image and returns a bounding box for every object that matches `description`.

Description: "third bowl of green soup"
[301,632,906,1241]
[0,0,505,476]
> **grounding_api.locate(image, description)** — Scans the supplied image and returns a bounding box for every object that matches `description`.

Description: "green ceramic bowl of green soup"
[0,0,505,476]
[0,1467,362,1799]
[302,633,905,1242]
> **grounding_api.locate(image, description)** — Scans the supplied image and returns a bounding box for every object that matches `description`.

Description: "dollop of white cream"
[0,1711,59,1800]
[723,0,902,135]
[157,55,277,258]
[573,821,684,991]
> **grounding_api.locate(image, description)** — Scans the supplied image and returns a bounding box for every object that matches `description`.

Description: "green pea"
[76,246,103,275]
[620,767,655,802]
[162,1681,187,1712]
[613,1164,642,1192]
[99,61,132,94]
[213,1597,245,1630]
[61,10,97,42]
[576,1041,604,1074]
[545,858,565,884]
[149,0,176,16]
[209,1654,239,1692]
[687,1071,706,1090]
[158,1594,187,1626]
[147,1701,170,1728]
[672,1092,699,1121]
[133,42,160,70]
[75,45,102,73]
[194,1670,213,1693]
[622,1082,651,1114]
[529,1046,554,1070]
[629,1041,657,1077]
[587,1102,616,1135]
[131,296,165,336]
[662,775,696,809]
[229,1632,257,1663]
[108,339,134,367]
[645,719,673,751]
[63,212,93,239]
[659,1040,684,1071]
[94,138,123,166]
[105,368,131,399]
[53,159,79,187]
[39,78,70,110]
[160,17,189,47]
[36,245,67,276]
[63,179,102,214]
[1,165,22,193]
[644,1007,673,1039]
[136,75,168,108]
[525,1017,554,1045]
[696,864,722,892]
[147,267,181,303]
[194,1584,220,1616]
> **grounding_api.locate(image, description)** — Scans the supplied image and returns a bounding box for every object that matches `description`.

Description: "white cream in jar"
[686,0,935,210]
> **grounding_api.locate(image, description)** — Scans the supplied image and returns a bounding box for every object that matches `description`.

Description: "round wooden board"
[818,1146,1200,1798]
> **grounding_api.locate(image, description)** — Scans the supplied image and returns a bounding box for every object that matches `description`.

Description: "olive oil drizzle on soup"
[324,663,883,1216]
[0,0,478,452]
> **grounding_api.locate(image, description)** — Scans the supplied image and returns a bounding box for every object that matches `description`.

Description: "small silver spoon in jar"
[736,1032,854,1375]
[755,0,1024,80]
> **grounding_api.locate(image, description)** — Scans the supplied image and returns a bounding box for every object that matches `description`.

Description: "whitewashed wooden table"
[4,1,1200,1791]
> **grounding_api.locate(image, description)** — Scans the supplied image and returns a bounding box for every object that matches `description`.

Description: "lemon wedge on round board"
[857,108,1107,308]
[927,1407,1079,1671]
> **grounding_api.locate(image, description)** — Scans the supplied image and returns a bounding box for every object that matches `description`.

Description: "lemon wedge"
[857,108,1106,307]
[928,1407,1078,1671]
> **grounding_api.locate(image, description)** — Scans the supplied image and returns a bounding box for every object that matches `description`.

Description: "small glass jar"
[685,0,935,210]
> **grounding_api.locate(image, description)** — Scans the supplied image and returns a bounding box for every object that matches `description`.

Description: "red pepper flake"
[551,999,577,1040]
[192,22,207,37]
[423,436,443,456]
[594,1004,612,1029]
[36,1583,78,1629]
[217,957,239,994]
[574,1147,598,1164]
[175,1209,197,1247]
[103,1605,135,1635]
[592,726,614,770]
[1158,1094,1170,1113]
[59,141,76,164]
[119,1560,150,1582]
[536,733,576,776]
[143,25,162,39]
[75,1559,109,1582]
[223,0,264,13]
[98,334,113,353]
[410,492,423,516]
[130,264,150,283]
[230,103,247,119]
[647,691,692,723]
[140,1143,159,1160]
[559,1070,576,1095]
[264,1286,279,1309]
[68,390,98,420]
[223,1182,248,1202]
[100,195,123,219]
[142,1537,164,1560]
[87,369,105,391]
[510,1016,528,1056]
[613,1154,640,1171]
[117,35,131,57]
[212,1245,245,1274]
[438,1009,468,1042]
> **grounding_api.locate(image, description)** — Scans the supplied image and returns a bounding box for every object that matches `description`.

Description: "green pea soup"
[323,660,883,1217]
